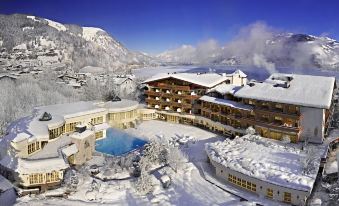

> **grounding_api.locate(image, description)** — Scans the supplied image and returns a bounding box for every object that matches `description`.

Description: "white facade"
[299,107,326,143]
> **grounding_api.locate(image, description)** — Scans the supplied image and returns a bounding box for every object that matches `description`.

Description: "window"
[46,171,59,183]
[283,192,291,203]
[91,116,103,125]
[28,142,36,154]
[266,188,273,199]
[275,104,283,109]
[95,131,103,139]
[29,173,44,185]
[228,174,256,192]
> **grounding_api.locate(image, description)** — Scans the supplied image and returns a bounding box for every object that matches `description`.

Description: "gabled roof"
[143,72,228,88]
[234,73,336,109]
[231,69,247,78]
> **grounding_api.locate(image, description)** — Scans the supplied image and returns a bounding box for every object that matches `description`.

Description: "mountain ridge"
[0,14,157,74]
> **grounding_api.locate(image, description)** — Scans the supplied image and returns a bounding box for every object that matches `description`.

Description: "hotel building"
[143,70,336,144]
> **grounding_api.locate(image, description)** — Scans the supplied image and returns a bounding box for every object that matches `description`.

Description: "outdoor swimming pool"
[95,128,147,156]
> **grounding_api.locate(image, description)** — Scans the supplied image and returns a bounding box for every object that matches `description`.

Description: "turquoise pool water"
[95,128,147,156]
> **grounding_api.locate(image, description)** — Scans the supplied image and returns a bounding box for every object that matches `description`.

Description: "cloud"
[157,21,339,72]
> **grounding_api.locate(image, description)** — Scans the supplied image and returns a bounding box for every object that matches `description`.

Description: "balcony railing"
[254,107,300,119]
[153,83,191,91]
[227,114,299,133]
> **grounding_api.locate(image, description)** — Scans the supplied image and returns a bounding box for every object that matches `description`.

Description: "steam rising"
[157,22,339,73]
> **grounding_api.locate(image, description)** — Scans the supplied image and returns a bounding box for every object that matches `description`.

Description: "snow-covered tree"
[167,147,187,173]
[300,146,318,174]
[246,126,256,135]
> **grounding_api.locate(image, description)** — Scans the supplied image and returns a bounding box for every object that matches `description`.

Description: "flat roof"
[234,73,336,109]
[143,72,228,88]
[206,134,323,191]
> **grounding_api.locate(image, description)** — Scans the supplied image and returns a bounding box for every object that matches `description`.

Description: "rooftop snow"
[71,130,94,140]
[8,100,137,143]
[229,69,247,78]
[103,99,139,112]
[234,73,335,109]
[61,144,78,157]
[17,157,68,174]
[205,135,323,191]
[207,83,240,95]
[200,95,253,111]
[143,72,228,88]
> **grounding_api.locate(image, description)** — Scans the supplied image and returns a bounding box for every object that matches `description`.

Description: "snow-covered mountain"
[0,14,157,74]
[156,33,339,70]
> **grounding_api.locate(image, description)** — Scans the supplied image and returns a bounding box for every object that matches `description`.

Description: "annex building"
[0,99,157,192]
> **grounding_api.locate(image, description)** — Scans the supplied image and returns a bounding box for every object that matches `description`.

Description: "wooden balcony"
[146,98,192,109]
[145,90,200,101]
[227,114,299,133]
[254,107,300,119]
[153,83,191,91]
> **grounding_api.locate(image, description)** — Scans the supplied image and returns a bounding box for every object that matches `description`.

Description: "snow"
[324,161,338,175]
[82,27,104,41]
[29,135,72,160]
[45,19,67,31]
[71,130,94,140]
[79,66,107,74]
[61,144,78,157]
[205,134,323,191]
[143,72,229,88]
[200,95,253,111]
[103,99,139,112]
[230,69,247,77]
[26,15,40,22]
[93,123,110,131]
[234,73,335,109]
[17,157,68,174]
[13,43,27,50]
[207,83,239,95]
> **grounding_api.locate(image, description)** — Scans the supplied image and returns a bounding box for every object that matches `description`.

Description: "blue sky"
[0,0,338,54]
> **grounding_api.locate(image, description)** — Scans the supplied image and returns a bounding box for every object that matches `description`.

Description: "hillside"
[0,14,157,74]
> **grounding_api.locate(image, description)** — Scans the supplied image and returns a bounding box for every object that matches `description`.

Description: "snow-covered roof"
[93,123,110,131]
[71,130,94,140]
[205,135,323,191]
[200,96,253,111]
[61,144,78,157]
[28,135,72,160]
[103,99,139,112]
[143,72,228,88]
[324,161,338,175]
[17,157,68,174]
[207,83,240,95]
[229,69,247,78]
[234,73,336,109]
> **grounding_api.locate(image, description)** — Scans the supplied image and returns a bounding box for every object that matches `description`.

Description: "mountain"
[0,14,158,74]
[156,33,339,70]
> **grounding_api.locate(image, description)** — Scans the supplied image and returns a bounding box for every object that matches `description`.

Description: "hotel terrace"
[0,99,157,192]
[143,70,337,144]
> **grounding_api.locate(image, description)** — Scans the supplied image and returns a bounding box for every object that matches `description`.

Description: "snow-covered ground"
[14,120,246,206]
